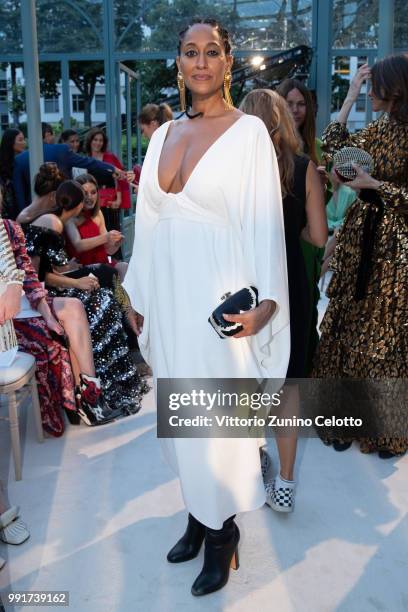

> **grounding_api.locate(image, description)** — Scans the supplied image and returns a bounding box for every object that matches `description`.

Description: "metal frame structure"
[2,0,399,193]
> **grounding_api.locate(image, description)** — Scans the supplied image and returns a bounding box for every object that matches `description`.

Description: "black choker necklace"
[185,109,203,120]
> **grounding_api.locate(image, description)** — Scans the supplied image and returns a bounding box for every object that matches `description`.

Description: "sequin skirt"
[47,286,149,414]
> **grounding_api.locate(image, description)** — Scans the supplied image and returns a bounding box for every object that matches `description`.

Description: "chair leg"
[30,374,44,444]
[8,391,22,481]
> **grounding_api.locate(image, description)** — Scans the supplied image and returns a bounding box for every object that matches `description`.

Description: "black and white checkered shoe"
[260,448,272,483]
[265,478,295,513]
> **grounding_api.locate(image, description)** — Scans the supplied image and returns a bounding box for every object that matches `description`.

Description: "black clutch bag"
[208,286,259,338]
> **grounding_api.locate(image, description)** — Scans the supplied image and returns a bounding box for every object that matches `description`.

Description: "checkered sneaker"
[260,448,271,481]
[265,479,295,513]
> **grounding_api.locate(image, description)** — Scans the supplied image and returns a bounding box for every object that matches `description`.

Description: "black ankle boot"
[167,514,205,563]
[191,516,240,597]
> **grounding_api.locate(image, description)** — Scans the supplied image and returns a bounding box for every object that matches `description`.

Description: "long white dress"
[123,114,290,529]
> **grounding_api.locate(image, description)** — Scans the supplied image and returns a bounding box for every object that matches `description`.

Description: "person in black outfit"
[240,89,327,512]
[0,128,27,219]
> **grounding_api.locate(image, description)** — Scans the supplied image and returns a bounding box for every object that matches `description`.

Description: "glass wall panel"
[331,54,369,131]
[138,0,312,53]
[0,1,23,54]
[394,0,408,49]
[114,0,143,51]
[332,0,379,48]
[36,0,104,53]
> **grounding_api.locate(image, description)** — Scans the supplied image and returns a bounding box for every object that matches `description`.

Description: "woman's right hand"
[346,63,371,102]
[0,285,21,325]
[106,230,123,249]
[106,231,123,254]
[135,312,144,336]
[75,276,100,292]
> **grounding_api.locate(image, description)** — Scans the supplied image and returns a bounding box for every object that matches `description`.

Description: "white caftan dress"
[123,114,290,529]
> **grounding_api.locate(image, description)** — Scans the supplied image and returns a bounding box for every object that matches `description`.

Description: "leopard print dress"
[312,115,408,455]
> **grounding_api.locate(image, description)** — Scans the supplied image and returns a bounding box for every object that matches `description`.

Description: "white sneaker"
[0,506,30,545]
[265,478,295,513]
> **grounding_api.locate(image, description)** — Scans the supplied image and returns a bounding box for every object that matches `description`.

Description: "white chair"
[0,352,44,481]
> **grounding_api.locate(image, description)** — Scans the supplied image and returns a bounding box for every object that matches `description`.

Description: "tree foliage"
[142,0,239,52]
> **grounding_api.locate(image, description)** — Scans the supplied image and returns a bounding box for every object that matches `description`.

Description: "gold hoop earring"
[177,72,186,112]
[223,71,234,110]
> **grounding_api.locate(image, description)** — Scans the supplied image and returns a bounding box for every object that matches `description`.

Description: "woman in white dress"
[123,19,290,596]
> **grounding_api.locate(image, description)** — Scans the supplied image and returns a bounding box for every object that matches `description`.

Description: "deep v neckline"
[156,115,245,196]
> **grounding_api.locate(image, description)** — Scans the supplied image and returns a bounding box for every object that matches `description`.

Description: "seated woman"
[65,173,128,281]
[84,128,130,260]
[18,163,136,332]
[22,180,148,417]
[16,162,64,225]
[1,208,116,430]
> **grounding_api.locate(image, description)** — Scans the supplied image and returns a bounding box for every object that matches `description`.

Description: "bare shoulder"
[95,211,105,226]
[32,213,63,233]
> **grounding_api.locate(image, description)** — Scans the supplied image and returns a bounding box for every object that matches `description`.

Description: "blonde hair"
[239,89,301,196]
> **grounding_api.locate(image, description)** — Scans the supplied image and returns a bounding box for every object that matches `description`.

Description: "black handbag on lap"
[208,286,259,338]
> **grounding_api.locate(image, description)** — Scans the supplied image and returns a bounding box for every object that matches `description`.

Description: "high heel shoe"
[333,440,352,452]
[76,374,120,426]
[64,409,80,425]
[167,513,205,563]
[191,516,240,597]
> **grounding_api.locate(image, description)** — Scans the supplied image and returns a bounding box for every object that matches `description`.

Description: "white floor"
[0,283,407,612]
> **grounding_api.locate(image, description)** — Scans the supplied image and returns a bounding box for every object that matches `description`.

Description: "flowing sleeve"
[122,125,166,363]
[376,181,408,215]
[321,120,378,161]
[239,117,290,377]
[4,220,47,309]
[0,219,25,285]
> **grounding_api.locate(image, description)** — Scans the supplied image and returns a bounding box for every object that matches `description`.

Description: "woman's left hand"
[36,298,65,335]
[345,164,382,191]
[223,300,276,339]
[125,171,136,184]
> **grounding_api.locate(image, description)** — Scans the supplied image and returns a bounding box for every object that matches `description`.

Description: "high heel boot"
[76,374,120,426]
[191,516,240,597]
[167,513,205,563]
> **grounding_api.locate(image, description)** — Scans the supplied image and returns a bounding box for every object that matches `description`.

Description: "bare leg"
[275,385,299,481]
[0,480,9,514]
[52,298,95,381]
[115,261,128,282]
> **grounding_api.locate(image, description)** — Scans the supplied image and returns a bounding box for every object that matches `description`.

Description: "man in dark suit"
[13,143,118,214]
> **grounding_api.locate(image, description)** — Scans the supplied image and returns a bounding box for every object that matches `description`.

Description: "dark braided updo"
[178,18,232,55]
